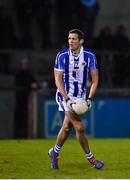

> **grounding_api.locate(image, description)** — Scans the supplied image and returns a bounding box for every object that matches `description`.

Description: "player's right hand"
[65,98,75,111]
[86,98,92,111]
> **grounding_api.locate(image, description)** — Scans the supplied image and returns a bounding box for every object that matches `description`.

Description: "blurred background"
[0,0,130,139]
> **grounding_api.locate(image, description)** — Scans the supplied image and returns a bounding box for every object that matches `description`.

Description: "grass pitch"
[0,138,130,179]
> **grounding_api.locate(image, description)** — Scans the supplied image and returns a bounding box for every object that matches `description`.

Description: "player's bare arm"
[88,69,99,98]
[54,70,69,100]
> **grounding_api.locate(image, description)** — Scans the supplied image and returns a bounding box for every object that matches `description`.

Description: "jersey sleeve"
[89,53,98,70]
[54,53,65,71]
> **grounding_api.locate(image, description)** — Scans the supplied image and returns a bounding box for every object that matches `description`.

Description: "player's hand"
[66,98,75,111]
[86,98,92,111]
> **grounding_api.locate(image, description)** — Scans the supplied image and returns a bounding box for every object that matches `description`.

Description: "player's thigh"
[62,115,73,132]
[65,111,84,132]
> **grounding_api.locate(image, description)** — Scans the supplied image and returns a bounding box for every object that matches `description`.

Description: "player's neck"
[71,46,81,55]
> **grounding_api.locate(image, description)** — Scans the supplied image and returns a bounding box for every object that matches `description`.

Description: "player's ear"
[80,39,84,45]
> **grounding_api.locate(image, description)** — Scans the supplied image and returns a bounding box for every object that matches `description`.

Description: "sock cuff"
[54,144,61,154]
[86,151,94,159]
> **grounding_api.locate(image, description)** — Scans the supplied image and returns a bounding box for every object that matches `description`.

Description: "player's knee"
[76,124,84,133]
[63,126,71,133]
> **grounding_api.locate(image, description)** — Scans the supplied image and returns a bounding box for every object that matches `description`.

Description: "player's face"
[68,33,83,52]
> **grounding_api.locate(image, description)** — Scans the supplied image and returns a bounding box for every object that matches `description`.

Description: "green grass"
[0,138,130,179]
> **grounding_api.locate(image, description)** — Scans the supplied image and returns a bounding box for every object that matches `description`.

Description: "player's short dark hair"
[68,29,84,40]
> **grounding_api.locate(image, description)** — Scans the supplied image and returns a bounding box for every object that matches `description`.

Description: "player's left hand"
[86,98,92,111]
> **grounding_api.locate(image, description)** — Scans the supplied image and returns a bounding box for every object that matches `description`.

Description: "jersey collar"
[69,46,83,59]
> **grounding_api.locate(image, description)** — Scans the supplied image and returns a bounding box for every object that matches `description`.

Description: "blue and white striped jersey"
[54,46,98,100]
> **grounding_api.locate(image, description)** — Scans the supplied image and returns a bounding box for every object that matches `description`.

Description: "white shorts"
[56,91,78,111]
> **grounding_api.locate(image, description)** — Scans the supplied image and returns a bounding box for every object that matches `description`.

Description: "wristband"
[88,98,92,101]
[65,98,70,102]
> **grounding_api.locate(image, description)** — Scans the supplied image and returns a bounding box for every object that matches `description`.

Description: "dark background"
[0,0,130,139]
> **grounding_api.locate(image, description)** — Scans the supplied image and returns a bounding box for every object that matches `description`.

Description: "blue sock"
[53,144,61,154]
[86,151,94,160]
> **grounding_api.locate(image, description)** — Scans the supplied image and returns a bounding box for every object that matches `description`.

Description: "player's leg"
[48,116,72,169]
[65,111,104,169]
[65,111,90,153]
[56,116,73,146]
